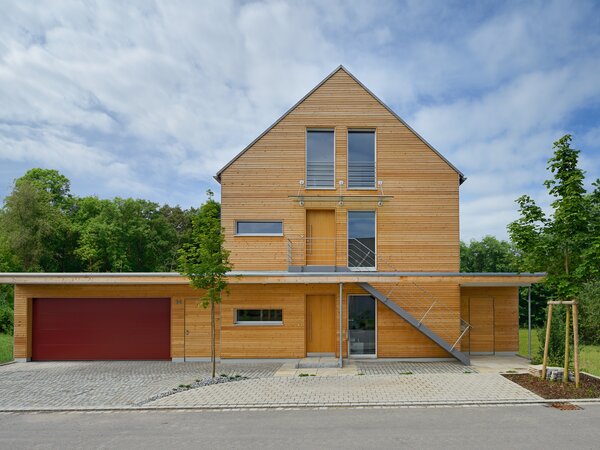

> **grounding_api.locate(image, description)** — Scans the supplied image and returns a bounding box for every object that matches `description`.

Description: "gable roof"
[215,65,465,184]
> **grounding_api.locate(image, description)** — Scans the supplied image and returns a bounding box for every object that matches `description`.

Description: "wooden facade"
[12,281,524,360]
[4,66,541,362]
[219,68,461,272]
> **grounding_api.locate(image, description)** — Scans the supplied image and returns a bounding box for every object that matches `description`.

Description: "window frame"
[234,308,284,326]
[347,210,377,271]
[234,220,284,236]
[347,128,377,190]
[305,128,336,190]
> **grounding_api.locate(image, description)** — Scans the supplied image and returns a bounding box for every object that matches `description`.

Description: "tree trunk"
[211,300,215,378]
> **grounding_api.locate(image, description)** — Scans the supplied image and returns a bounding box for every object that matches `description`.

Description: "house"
[0,66,544,363]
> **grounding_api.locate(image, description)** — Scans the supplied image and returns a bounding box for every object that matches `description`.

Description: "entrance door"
[348,295,376,357]
[306,295,336,355]
[305,210,336,266]
[469,297,494,354]
[184,298,220,358]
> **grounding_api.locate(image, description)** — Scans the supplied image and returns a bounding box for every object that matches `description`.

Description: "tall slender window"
[348,211,376,269]
[348,130,375,188]
[306,129,334,188]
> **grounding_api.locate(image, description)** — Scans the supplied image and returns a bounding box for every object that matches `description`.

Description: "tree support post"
[541,304,553,380]
[573,302,580,388]
[527,285,532,359]
[563,305,570,383]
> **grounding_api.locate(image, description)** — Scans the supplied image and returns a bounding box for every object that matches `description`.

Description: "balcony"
[287,237,376,272]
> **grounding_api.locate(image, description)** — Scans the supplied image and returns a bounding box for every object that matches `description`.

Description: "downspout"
[339,282,343,368]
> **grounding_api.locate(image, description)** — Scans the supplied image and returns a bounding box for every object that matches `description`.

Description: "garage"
[32,298,170,361]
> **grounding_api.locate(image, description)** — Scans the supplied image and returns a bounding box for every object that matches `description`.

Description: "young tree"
[178,190,231,378]
[508,134,598,365]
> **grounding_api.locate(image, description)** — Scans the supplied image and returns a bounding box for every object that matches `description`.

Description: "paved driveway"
[0,360,541,410]
[0,361,281,409]
[148,373,541,408]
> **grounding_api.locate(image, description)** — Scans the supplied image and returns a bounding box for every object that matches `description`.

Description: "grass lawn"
[519,328,600,376]
[0,333,13,363]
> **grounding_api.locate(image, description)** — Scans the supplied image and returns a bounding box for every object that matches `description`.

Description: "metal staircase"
[357,282,470,365]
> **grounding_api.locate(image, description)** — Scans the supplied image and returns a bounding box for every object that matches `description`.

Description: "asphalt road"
[1,404,598,449]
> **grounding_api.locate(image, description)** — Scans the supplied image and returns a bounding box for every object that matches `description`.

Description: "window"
[306,129,334,188]
[348,130,375,188]
[348,211,376,269]
[235,309,283,325]
[236,221,283,235]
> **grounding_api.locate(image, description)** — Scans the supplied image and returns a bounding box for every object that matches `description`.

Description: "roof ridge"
[215,65,465,183]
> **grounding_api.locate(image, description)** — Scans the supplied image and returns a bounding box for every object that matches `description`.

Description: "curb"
[2,398,599,413]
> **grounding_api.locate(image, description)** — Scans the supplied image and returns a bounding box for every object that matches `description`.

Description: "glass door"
[348,295,376,357]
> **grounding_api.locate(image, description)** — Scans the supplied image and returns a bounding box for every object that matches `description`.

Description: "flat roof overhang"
[0,272,546,286]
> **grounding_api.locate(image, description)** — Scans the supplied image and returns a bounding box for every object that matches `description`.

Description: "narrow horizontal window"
[348,130,375,188]
[306,129,334,188]
[236,221,283,235]
[235,309,283,324]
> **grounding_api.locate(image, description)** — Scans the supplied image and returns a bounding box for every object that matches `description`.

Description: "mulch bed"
[503,373,600,399]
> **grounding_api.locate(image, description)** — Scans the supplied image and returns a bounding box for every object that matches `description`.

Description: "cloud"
[0,0,599,240]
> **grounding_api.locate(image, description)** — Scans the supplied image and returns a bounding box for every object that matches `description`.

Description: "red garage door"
[32,298,170,361]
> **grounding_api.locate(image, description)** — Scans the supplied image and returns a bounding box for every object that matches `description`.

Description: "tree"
[508,134,600,364]
[0,180,72,271]
[460,235,517,273]
[16,168,72,210]
[178,190,231,378]
[73,197,178,272]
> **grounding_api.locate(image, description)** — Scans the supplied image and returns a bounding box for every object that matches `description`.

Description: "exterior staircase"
[358,282,470,365]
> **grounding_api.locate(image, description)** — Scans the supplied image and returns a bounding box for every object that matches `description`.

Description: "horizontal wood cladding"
[15,282,466,360]
[13,284,204,360]
[460,286,519,353]
[368,282,460,358]
[221,284,338,358]
[220,69,459,272]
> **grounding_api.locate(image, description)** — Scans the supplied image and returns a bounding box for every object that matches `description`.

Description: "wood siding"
[220,69,460,272]
[14,282,470,360]
[460,287,519,354]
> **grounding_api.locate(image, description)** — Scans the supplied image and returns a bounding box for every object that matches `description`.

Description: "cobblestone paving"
[355,361,475,375]
[148,373,542,408]
[0,362,281,409]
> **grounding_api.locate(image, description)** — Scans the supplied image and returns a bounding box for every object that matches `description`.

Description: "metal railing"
[287,236,376,269]
[306,161,334,188]
[348,161,375,188]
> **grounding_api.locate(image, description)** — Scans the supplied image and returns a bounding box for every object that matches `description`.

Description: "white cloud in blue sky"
[1,0,599,240]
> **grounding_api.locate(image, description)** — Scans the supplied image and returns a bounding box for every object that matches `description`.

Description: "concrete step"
[296,357,339,369]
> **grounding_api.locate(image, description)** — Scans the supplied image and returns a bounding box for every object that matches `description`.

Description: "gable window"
[236,221,283,236]
[348,130,375,189]
[306,129,335,188]
[235,309,283,325]
[348,211,376,269]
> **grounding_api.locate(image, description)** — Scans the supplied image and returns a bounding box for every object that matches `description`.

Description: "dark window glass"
[236,221,283,235]
[348,295,376,355]
[348,211,376,268]
[236,309,283,323]
[348,130,375,188]
[306,130,334,188]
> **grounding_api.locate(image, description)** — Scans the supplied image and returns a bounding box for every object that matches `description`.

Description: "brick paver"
[355,361,475,375]
[0,361,281,409]
[148,373,542,408]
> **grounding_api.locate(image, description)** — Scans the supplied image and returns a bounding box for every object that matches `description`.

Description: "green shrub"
[0,301,13,335]
[579,281,600,345]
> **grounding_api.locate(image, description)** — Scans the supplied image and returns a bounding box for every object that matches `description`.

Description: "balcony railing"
[348,161,375,188]
[287,237,376,271]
